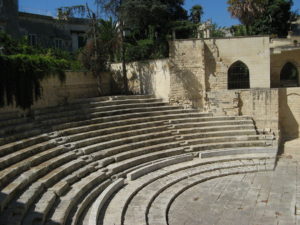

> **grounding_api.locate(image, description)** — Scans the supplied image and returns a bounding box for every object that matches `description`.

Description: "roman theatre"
[1,35,300,225]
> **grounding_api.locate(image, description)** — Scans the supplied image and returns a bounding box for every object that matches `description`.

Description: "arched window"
[280,62,299,87]
[228,61,250,90]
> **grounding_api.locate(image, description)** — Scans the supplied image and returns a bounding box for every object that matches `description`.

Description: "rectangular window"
[54,39,63,49]
[78,36,86,48]
[28,34,37,46]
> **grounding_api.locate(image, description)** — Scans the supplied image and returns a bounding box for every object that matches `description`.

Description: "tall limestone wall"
[168,40,206,109]
[204,36,271,90]
[109,59,170,101]
[0,71,101,114]
[109,37,279,135]
[271,49,300,88]
[206,89,279,135]
[279,88,300,140]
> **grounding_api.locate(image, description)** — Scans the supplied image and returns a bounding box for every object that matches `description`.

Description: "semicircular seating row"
[0,95,277,225]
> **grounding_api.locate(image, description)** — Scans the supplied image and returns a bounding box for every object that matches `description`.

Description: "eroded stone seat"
[0,95,277,225]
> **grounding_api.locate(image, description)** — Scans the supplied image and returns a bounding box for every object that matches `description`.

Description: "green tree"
[0,32,72,109]
[211,23,226,38]
[227,0,267,33]
[190,4,203,24]
[95,0,188,93]
[230,24,248,36]
[79,17,121,94]
[251,0,294,37]
[118,0,187,39]
[227,0,294,37]
[95,0,130,93]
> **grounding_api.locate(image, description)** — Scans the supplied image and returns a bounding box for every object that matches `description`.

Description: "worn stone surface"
[0,96,279,225]
[168,146,299,225]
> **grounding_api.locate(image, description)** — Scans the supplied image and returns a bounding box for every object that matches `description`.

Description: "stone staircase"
[0,95,278,225]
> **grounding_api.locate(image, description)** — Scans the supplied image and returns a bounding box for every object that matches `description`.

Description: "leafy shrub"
[0,31,79,109]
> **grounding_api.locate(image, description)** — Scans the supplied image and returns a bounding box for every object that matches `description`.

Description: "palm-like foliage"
[227,0,267,26]
[97,18,120,63]
[190,5,203,23]
[81,18,120,72]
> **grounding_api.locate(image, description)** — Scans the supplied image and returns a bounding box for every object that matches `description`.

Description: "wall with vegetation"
[0,71,99,113]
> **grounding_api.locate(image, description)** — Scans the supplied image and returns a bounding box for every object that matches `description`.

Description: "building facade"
[0,0,89,52]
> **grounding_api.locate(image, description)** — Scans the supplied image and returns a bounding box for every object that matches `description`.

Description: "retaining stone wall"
[206,89,279,135]
[0,71,102,113]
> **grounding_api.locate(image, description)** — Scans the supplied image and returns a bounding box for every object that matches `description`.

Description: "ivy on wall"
[0,32,78,109]
[0,54,70,109]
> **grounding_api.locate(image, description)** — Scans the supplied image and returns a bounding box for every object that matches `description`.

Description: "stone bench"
[35,101,168,121]
[101,154,275,225]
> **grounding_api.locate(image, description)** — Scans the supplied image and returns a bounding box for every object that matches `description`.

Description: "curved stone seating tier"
[0,112,28,127]
[0,95,278,225]
[34,100,168,121]
[99,154,275,225]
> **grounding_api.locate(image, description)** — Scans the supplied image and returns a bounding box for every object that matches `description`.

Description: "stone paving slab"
[168,145,300,225]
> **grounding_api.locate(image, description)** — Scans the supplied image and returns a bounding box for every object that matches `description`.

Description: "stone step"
[177,124,256,134]
[34,98,162,116]
[127,154,194,181]
[186,134,265,145]
[22,190,58,225]
[190,140,271,153]
[65,96,112,105]
[0,115,29,128]
[51,162,101,193]
[101,154,275,225]
[35,101,168,121]
[181,129,257,140]
[70,124,169,147]
[46,171,109,225]
[0,140,57,170]
[0,111,23,121]
[64,120,166,139]
[112,141,183,163]
[0,134,49,158]
[90,136,179,163]
[112,156,185,180]
[86,106,182,118]
[70,95,155,105]
[199,146,278,158]
[88,178,125,225]
[106,148,186,175]
[51,110,205,131]
[68,180,111,225]
[147,165,269,225]
[0,121,37,137]
[0,151,76,213]
[172,119,254,129]
[1,159,86,225]
[0,145,68,189]
[80,130,174,155]
[40,106,183,126]
[126,161,273,225]
[56,111,211,136]
[168,115,252,124]
[0,128,44,146]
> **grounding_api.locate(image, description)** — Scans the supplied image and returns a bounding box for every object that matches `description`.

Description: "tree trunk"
[120,21,129,94]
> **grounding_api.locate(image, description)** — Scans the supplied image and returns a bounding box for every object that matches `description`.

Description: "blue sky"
[19,0,300,27]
